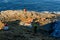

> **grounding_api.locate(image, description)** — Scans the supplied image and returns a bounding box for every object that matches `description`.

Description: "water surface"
[0,0,60,12]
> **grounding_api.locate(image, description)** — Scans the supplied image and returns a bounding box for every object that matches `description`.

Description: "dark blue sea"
[0,0,60,12]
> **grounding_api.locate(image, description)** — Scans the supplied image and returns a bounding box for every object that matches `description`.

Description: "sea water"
[0,0,60,12]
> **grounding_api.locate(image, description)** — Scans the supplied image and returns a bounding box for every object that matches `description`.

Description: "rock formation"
[0,10,58,26]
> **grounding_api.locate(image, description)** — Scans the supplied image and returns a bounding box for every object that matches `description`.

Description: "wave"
[41,11,60,14]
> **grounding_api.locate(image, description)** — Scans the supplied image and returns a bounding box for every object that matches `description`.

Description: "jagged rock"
[0,10,57,26]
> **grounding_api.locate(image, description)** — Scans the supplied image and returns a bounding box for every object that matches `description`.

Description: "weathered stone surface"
[0,10,58,26]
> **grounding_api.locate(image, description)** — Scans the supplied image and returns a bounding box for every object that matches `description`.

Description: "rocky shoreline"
[0,10,60,40]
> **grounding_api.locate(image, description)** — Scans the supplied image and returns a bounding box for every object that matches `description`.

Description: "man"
[33,23,38,34]
[32,18,40,34]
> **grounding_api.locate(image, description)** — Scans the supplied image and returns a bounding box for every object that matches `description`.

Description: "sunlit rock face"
[0,10,58,26]
[0,21,4,30]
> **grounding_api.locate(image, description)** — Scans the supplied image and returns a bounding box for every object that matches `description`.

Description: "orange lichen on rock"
[41,18,46,21]
[0,21,4,30]
[23,17,33,24]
